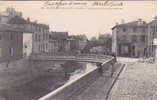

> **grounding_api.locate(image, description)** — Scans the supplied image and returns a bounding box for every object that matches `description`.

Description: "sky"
[0,1,157,39]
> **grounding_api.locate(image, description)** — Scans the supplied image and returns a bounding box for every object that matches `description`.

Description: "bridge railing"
[30,53,113,62]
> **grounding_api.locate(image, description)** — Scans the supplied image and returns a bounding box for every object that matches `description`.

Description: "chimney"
[138,18,142,22]
[138,18,143,25]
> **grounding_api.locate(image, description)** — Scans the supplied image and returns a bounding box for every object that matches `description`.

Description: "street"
[108,58,157,100]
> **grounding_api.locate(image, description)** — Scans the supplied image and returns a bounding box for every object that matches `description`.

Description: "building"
[32,24,49,54]
[69,35,88,54]
[0,7,50,55]
[90,46,105,54]
[0,24,23,61]
[49,31,70,55]
[148,17,157,58]
[112,19,149,58]
[0,8,22,24]
[98,34,112,54]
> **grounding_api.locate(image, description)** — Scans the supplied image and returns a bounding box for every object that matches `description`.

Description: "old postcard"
[0,1,157,100]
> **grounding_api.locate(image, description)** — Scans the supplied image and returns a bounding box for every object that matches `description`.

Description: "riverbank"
[0,59,89,100]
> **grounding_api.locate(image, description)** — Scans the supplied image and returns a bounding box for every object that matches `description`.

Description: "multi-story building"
[148,17,157,58]
[69,35,88,54]
[112,19,149,57]
[0,7,50,55]
[49,31,70,55]
[0,24,23,61]
[32,23,49,54]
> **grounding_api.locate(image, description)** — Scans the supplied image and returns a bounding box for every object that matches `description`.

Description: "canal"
[0,61,97,100]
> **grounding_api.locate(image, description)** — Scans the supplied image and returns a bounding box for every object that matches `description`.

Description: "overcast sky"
[0,1,157,39]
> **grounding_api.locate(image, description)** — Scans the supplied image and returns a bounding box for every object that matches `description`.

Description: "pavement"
[75,57,157,100]
[108,57,157,100]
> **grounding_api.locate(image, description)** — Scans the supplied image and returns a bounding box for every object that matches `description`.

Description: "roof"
[0,23,24,32]
[69,35,88,40]
[50,31,69,40]
[112,20,148,30]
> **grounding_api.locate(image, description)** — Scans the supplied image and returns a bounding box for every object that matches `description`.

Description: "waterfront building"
[49,31,70,55]
[112,19,149,57]
[69,35,88,54]
[0,7,50,55]
[0,24,23,61]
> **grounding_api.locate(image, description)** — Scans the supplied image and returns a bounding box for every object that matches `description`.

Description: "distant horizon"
[0,1,157,39]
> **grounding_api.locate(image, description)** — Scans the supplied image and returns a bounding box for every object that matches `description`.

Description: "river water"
[0,61,97,100]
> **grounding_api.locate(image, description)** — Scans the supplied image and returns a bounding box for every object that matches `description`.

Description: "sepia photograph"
[0,1,157,100]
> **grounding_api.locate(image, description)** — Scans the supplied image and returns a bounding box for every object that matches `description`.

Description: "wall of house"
[0,31,23,62]
[114,26,148,57]
[32,27,49,54]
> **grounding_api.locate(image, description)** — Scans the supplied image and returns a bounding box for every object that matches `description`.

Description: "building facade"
[0,24,23,61]
[148,17,157,58]
[69,35,88,54]
[32,24,49,54]
[112,19,149,58]
[0,7,50,55]
[49,32,70,55]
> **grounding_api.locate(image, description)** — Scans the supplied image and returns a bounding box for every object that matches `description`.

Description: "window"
[46,43,48,50]
[10,32,13,40]
[10,48,13,56]
[35,34,38,41]
[39,45,40,52]
[121,45,129,55]
[38,35,41,42]
[123,28,126,32]
[49,35,52,39]
[141,35,146,42]
[132,35,137,42]
[0,48,2,57]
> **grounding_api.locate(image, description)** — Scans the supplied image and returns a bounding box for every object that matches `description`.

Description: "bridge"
[37,54,117,100]
[29,54,115,64]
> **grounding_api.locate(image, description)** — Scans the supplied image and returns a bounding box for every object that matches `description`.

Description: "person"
[110,52,116,77]
[111,52,117,62]
[97,63,103,76]
[110,62,114,77]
